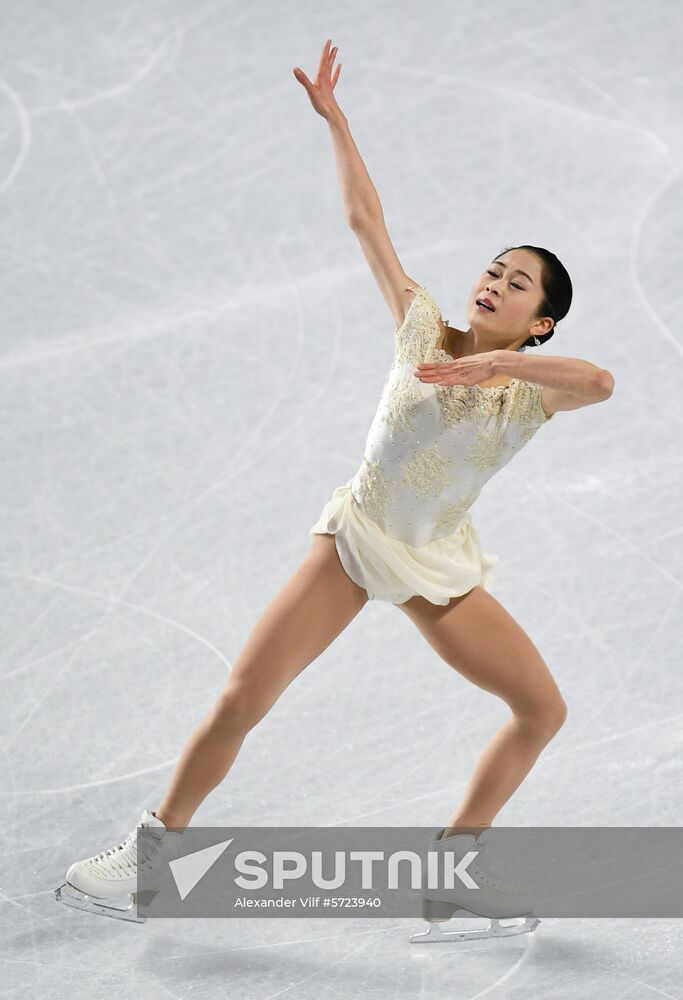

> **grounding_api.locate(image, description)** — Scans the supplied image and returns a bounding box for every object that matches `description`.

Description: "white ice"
[1,1,682,997]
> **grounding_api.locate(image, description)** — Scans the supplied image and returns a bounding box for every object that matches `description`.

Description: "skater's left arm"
[492,352,615,414]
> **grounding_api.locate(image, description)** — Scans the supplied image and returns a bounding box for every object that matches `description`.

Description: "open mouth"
[476,300,495,312]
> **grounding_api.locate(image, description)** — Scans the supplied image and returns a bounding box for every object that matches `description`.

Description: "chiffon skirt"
[309,479,499,606]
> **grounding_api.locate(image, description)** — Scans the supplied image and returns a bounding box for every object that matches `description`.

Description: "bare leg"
[155,534,368,829]
[397,586,567,833]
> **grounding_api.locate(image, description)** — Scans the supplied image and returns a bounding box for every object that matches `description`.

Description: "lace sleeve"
[532,382,554,424]
[394,285,443,366]
[513,380,554,427]
[394,284,425,335]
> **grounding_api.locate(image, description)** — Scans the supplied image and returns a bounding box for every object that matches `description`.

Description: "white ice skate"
[54,808,183,922]
[410,827,541,943]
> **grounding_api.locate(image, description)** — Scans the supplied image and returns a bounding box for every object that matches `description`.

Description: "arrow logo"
[168,839,234,900]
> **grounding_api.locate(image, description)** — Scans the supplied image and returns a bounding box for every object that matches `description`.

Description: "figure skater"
[56,40,614,938]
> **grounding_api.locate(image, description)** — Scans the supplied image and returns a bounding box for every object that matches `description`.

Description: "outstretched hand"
[293,39,343,121]
[414,352,500,386]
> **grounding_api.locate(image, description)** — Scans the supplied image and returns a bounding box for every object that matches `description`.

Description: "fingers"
[414,365,450,382]
[292,67,312,90]
[322,39,339,77]
[319,39,332,73]
[323,39,338,61]
[294,40,340,89]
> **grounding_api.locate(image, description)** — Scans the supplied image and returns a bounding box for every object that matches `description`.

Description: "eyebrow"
[490,262,534,284]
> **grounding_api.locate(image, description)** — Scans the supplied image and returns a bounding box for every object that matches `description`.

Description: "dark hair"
[494,245,573,349]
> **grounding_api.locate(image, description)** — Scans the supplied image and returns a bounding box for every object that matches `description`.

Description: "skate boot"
[410,827,540,943]
[54,808,184,922]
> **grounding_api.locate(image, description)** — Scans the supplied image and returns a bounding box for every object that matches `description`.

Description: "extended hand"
[414,352,498,386]
[293,39,343,121]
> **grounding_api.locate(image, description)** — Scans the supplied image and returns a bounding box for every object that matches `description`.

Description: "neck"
[459,326,526,355]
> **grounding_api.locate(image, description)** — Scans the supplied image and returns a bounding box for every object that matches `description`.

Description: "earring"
[533,335,541,346]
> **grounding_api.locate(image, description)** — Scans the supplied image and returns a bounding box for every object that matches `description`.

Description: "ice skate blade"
[410,913,540,943]
[54,883,147,923]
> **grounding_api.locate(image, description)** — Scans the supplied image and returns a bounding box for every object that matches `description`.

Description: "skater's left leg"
[397,585,567,832]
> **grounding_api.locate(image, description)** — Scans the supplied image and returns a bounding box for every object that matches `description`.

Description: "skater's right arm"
[293,40,418,333]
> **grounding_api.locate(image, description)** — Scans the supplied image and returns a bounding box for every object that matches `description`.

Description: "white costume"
[310,284,553,604]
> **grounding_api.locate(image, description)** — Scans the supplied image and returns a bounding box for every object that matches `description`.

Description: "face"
[467,248,553,346]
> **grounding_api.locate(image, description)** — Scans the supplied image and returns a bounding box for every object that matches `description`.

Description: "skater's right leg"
[154,534,368,829]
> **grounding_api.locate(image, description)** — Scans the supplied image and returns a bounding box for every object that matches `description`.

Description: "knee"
[518,697,567,740]
[535,698,568,738]
[210,686,264,736]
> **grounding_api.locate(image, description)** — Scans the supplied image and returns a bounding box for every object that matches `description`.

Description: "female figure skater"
[56,40,614,936]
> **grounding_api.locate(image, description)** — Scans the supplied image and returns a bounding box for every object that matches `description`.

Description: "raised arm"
[294,40,417,331]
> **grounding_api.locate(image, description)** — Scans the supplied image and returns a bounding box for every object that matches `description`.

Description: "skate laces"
[88,826,163,878]
[437,830,524,894]
[470,832,525,894]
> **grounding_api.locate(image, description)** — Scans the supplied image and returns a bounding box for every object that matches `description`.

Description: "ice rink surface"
[2,0,682,996]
